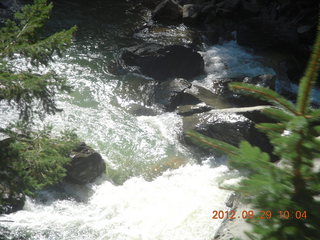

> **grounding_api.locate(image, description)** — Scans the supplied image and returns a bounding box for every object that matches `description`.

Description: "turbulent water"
[0,0,275,239]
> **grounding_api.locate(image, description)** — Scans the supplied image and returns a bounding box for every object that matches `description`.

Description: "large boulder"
[66,143,106,185]
[118,44,204,81]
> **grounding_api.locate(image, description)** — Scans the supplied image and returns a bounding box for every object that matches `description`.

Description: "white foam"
[2,164,233,240]
[194,41,275,90]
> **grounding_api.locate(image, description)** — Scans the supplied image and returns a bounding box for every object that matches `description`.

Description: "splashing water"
[0,1,277,239]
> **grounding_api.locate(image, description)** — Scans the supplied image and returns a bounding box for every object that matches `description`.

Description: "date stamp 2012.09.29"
[212,210,307,220]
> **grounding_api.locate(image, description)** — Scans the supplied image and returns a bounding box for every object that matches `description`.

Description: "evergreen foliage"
[186,23,320,239]
[0,0,78,208]
[0,125,80,194]
[0,0,76,121]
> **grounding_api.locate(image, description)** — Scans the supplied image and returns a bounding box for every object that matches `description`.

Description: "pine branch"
[256,123,285,132]
[186,130,239,155]
[261,107,294,122]
[229,82,298,115]
[297,22,320,114]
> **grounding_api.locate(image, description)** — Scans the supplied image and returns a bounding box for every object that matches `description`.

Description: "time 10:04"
[212,210,308,220]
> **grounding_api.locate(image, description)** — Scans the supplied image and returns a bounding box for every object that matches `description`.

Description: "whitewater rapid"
[0,40,275,240]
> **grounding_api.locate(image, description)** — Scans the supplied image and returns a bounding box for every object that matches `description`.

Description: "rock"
[240,0,260,15]
[152,0,182,22]
[182,4,200,22]
[177,103,212,116]
[226,192,240,208]
[183,110,275,159]
[66,143,106,185]
[297,25,312,34]
[237,18,299,51]
[137,0,163,8]
[154,78,201,110]
[0,138,25,214]
[148,156,189,179]
[0,0,22,10]
[216,0,241,12]
[198,0,262,44]
[209,75,276,107]
[128,104,159,116]
[203,17,237,44]
[118,44,204,81]
[185,85,233,109]
[0,226,28,240]
[0,170,25,214]
[133,24,202,46]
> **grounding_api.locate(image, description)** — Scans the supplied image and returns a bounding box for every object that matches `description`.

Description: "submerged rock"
[117,44,204,81]
[66,143,106,185]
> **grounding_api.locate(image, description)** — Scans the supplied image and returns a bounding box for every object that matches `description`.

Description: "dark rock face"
[119,44,204,81]
[154,78,201,110]
[237,18,299,51]
[0,170,25,214]
[137,0,163,8]
[0,138,25,214]
[210,74,276,107]
[152,0,182,22]
[182,4,200,22]
[66,143,106,185]
[183,111,275,160]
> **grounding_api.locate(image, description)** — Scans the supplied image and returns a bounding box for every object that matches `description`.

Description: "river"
[0,0,275,239]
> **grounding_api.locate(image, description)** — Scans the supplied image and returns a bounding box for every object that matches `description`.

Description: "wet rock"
[128,104,159,116]
[226,192,240,208]
[0,138,25,214]
[0,0,23,10]
[203,18,237,44]
[177,103,212,116]
[182,4,200,22]
[185,85,233,109]
[237,18,299,51]
[216,0,241,12]
[148,156,189,179]
[209,74,276,107]
[66,143,106,185]
[183,110,274,159]
[137,0,163,8]
[152,0,182,22]
[118,44,204,81]
[154,78,201,110]
[133,24,202,46]
[0,170,25,214]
